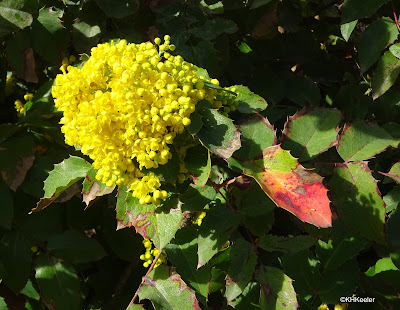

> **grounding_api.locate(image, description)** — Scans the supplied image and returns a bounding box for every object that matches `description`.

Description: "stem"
[209,180,235,212]
[128,251,162,306]
[392,1,400,32]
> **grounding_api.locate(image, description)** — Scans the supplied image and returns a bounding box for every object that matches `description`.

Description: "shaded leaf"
[358,17,398,73]
[180,184,216,212]
[281,108,341,161]
[185,145,211,187]
[384,187,400,213]
[197,207,241,267]
[256,266,298,310]
[233,85,268,114]
[228,282,260,310]
[0,231,31,293]
[337,121,398,161]
[372,51,400,99]
[258,235,317,254]
[137,265,200,310]
[190,18,237,40]
[95,0,138,18]
[242,145,332,228]
[329,162,386,244]
[0,176,13,229]
[0,297,6,310]
[35,253,81,310]
[165,227,211,298]
[381,162,400,184]
[47,231,106,263]
[196,106,241,159]
[116,186,182,250]
[0,1,33,39]
[341,0,388,23]
[33,156,92,213]
[21,279,40,301]
[341,20,357,41]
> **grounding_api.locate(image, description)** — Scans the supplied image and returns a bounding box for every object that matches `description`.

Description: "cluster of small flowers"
[211,86,239,117]
[192,211,206,226]
[14,92,34,115]
[60,55,77,73]
[139,238,167,268]
[52,36,223,204]
[318,303,348,310]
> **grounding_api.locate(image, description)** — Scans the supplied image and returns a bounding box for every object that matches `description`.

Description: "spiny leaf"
[337,121,398,162]
[281,108,341,161]
[116,186,182,250]
[329,161,386,244]
[242,145,332,228]
[232,85,268,114]
[82,167,115,206]
[137,265,201,310]
[32,156,92,213]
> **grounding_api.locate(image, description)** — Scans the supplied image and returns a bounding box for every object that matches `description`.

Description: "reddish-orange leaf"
[242,145,331,228]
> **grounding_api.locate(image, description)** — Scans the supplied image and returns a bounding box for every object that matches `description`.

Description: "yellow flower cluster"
[212,86,239,117]
[192,211,206,226]
[60,55,76,72]
[52,36,222,204]
[140,238,167,268]
[318,304,348,310]
[14,92,34,115]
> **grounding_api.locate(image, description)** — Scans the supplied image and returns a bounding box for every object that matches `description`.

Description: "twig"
[392,1,400,32]
[128,251,162,306]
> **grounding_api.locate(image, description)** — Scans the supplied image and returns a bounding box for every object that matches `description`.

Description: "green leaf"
[372,51,400,99]
[316,221,368,271]
[47,231,106,263]
[145,148,180,184]
[232,85,268,114]
[0,231,31,292]
[382,162,400,183]
[341,20,357,41]
[281,250,320,301]
[329,162,386,244]
[282,108,341,161]
[225,238,257,302]
[180,184,217,212]
[389,43,400,58]
[341,0,389,23]
[384,187,400,213]
[358,17,398,73]
[255,266,298,310]
[187,111,203,135]
[137,265,200,310]
[165,227,211,298]
[21,279,40,301]
[190,18,237,40]
[388,207,400,251]
[228,282,260,309]
[233,114,276,161]
[5,31,31,82]
[127,305,145,310]
[197,207,241,267]
[35,253,81,310]
[196,106,241,159]
[365,257,399,276]
[82,167,115,206]
[95,0,138,18]
[249,0,274,9]
[116,186,182,250]
[319,259,359,304]
[0,176,13,229]
[258,235,317,254]
[337,121,398,161]
[185,145,211,187]
[0,297,6,310]
[0,0,34,39]
[33,156,92,212]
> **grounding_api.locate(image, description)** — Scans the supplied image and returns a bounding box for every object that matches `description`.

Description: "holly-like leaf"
[47,231,106,263]
[137,265,201,310]
[232,85,268,114]
[281,108,341,161]
[358,17,399,73]
[255,266,298,310]
[233,113,276,162]
[82,167,115,206]
[258,235,317,254]
[116,186,182,250]
[225,238,257,302]
[341,20,357,41]
[195,105,241,159]
[329,162,386,244]
[341,0,388,23]
[197,207,241,267]
[180,184,217,212]
[372,51,400,99]
[0,231,31,293]
[35,253,81,310]
[316,221,368,271]
[381,162,400,184]
[165,227,211,298]
[337,121,398,162]
[185,145,211,187]
[32,156,92,213]
[242,145,332,228]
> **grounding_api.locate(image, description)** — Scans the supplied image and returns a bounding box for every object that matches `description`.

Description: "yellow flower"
[14,99,25,114]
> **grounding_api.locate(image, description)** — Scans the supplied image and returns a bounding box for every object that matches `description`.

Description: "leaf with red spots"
[116,186,182,250]
[137,265,201,310]
[242,145,331,228]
